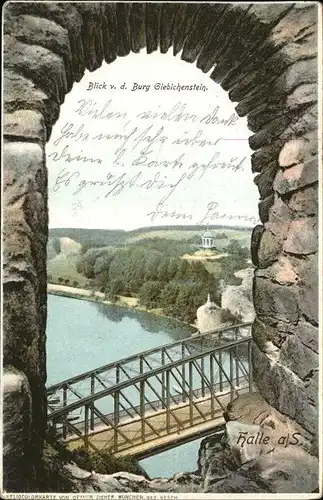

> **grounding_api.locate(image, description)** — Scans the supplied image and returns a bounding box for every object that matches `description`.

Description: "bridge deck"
[64,387,249,458]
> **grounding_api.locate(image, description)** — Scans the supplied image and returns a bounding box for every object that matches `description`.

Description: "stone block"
[4,14,73,90]
[199,5,247,74]
[287,183,318,216]
[248,114,291,150]
[278,132,318,168]
[239,447,319,493]
[272,255,298,285]
[3,141,45,196]
[258,194,275,223]
[296,255,318,324]
[130,3,146,53]
[257,230,281,268]
[274,159,318,195]
[279,334,318,380]
[253,161,277,199]
[267,194,291,232]
[304,369,319,406]
[145,2,162,54]
[4,14,71,57]
[229,48,287,106]
[248,4,292,25]
[279,58,318,93]
[101,3,117,64]
[282,105,318,141]
[251,144,280,173]
[271,6,318,47]
[173,3,200,56]
[207,8,266,85]
[295,319,318,353]
[283,218,318,255]
[76,3,104,69]
[182,5,213,62]
[160,3,177,53]
[3,366,32,492]
[252,343,317,434]
[253,276,299,324]
[256,255,299,286]
[252,316,286,351]
[4,34,68,104]
[250,225,265,266]
[3,70,60,132]
[3,279,40,373]
[115,2,131,57]
[287,83,317,110]
[4,110,46,142]
[3,199,34,266]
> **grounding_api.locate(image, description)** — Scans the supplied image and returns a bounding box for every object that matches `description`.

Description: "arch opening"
[3,1,319,490]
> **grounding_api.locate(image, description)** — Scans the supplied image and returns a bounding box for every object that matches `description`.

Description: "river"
[46,294,203,477]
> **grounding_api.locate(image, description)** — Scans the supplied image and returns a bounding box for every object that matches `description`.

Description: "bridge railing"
[47,322,252,415]
[47,336,253,454]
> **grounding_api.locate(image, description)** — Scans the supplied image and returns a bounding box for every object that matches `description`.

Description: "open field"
[47,253,89,287]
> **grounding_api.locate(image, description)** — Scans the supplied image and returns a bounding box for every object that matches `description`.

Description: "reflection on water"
[94,302,196,337]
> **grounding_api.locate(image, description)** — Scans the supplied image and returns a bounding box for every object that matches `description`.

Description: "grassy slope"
[47,253,89,287]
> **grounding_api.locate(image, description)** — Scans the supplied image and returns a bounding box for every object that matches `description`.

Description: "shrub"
[70,446,149,478]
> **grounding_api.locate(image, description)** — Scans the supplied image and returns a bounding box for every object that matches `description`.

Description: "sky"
[47,51,260,230]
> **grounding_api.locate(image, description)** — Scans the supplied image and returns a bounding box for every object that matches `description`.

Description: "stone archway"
[3,2,319,490]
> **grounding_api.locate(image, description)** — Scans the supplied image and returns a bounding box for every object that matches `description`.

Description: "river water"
[46,294,205,477]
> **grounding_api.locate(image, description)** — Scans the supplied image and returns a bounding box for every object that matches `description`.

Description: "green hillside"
[49,225,252,249]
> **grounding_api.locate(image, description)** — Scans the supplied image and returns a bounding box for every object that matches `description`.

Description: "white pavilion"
[201,227,215,249]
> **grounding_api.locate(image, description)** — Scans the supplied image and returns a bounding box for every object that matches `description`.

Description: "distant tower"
[196,293,223,333]
[201,225,215,249]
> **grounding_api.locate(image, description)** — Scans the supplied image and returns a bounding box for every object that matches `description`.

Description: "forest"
[74,238,250,324]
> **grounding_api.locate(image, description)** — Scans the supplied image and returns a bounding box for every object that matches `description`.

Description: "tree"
[226,239,249,259]
[214,232,228,240]
[157,259,170,283]
[160,282,180,314]
[94,252,114,275]
[175,259,190,280]
[144,251,163,281]
[105,279,124,298]
[138,281,162,309]
[167,258,179,280]
[174,284,195,323]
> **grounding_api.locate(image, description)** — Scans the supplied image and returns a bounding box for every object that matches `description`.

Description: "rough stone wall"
[3,2,319,490]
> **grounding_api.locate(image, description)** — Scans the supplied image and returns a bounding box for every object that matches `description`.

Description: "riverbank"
[47,283,197,331]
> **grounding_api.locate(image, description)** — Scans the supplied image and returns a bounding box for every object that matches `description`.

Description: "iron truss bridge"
[46,323,253,458]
